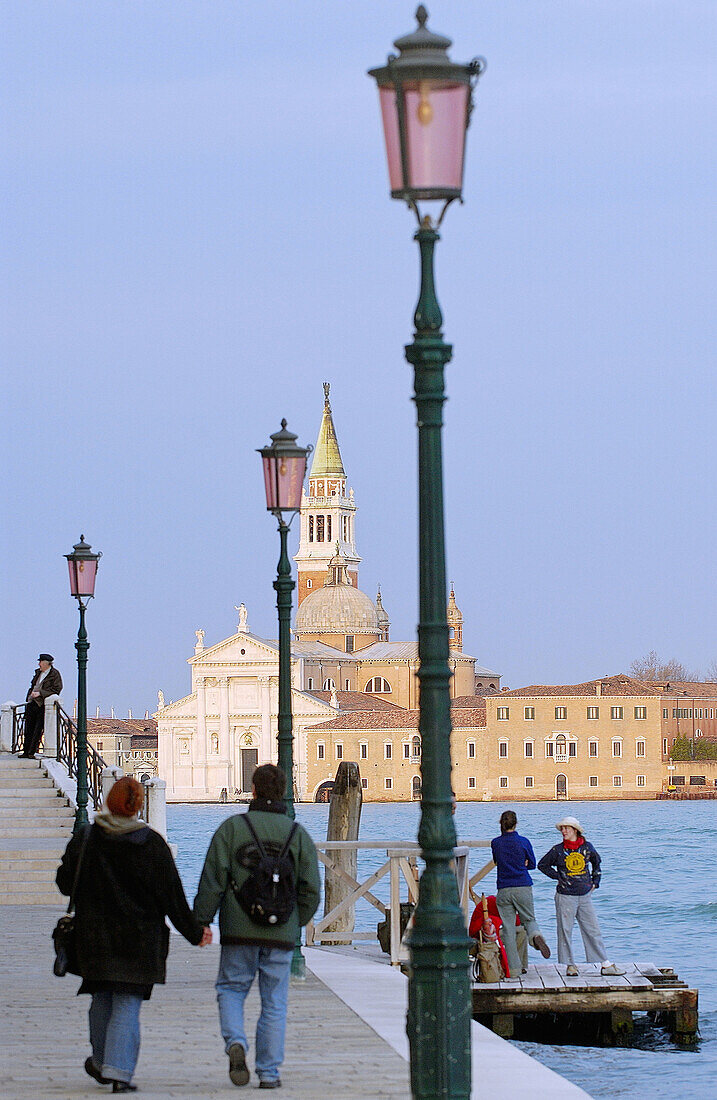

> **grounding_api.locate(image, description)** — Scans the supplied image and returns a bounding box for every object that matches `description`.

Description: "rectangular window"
[525,776,534,788]
[344,680,350,690]
[524,741,533,758]
[636,740,645,757]
[385,777,393,790]
[309,515,314,542]
[611,706,624,720]
[589,741,598,758]
[499,776,508,789]
[316,515,325,542]
[524,706,535,720]
[568,742,577,758]
[317,743,325,760]
[673,775,685,785]
[545,742,554,758]
[689,709,693,718]
[663,708,668,719]
[612,741,622,758]
[403,742,410,759]
[587,706,599,720]
[336,743,343,760]
[589,775,598,787]
[662,738,668,755]
[672,708,677,718]
[467,742,476,759]
[345,635,354,653]
[613,775,622,787]
[326,515,332,542]
[498,742,508,759]
[360,743,368,760]
[636,775,646,787]
[361,778,368,789]
[497,707,509,720]
[634,706,647,720]
[384,743,392,760]
[555,706,567,720]
[468,777,476,789]
[690,775,706,785]
[97,741,103,752]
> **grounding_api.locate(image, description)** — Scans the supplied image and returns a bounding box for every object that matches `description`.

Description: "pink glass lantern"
[368,6,484,207]
[65,535,101,599]
[258,421,311,515]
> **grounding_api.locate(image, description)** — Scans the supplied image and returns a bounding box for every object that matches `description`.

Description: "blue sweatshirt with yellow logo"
[537,840,602,896]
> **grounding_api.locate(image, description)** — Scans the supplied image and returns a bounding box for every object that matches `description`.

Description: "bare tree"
[704,660,717,683]
[629,651,697,682]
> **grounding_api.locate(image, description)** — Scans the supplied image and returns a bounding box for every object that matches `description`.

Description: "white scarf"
[94,809,147,835]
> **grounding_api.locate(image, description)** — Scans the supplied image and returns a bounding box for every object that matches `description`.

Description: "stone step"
[0,777,55,789]
[0,759,45,770]
[1,813,75,826]
[0,827,73,838]
[1,878,62,893]
[0,860,62,873]
[0,892,63,904]
[0,867,58,881]
[0,850,65,862]
[0,794,69,806]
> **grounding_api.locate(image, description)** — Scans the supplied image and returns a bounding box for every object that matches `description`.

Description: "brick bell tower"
[295,382,360,606]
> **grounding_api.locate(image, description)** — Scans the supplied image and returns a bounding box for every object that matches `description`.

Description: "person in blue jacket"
[490,810,551,979]
[538,816,624,977]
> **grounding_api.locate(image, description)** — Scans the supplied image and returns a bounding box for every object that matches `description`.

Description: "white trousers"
[554,891,608,964]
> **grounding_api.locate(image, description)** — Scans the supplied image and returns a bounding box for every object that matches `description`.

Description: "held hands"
[198,926,213,947]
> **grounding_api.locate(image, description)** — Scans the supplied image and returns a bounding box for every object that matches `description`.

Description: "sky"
[3,1,716,716]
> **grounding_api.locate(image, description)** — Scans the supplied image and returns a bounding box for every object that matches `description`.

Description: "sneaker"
[601,963,625,976]
[228,1043,250,1087]
[532,934,551,959]
[566,964,579,977]
[259,1081,282,1090]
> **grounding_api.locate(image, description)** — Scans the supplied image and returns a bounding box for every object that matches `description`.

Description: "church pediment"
[188,631,279,667]
[156,692,196,718]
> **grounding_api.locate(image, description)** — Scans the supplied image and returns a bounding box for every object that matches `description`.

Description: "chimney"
[111,707,115,719]
[128,708,133,719]
[596,682,603,697]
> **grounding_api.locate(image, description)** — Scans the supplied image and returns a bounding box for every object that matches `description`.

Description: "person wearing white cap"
[538,818,624,977]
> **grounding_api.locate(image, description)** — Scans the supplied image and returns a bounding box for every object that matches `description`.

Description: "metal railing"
[11,704,26,753]
[11,701,107,811]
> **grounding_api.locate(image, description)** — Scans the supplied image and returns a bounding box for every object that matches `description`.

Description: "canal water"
[168,799,716,1099]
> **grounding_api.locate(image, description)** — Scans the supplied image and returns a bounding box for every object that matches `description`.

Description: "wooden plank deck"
[472,962,698,1047]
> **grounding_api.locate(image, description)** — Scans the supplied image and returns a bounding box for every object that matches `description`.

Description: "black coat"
[26,665,63,704]
[56,823,203,986]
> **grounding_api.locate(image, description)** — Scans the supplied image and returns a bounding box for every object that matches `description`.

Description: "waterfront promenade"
[0,904,588,1099]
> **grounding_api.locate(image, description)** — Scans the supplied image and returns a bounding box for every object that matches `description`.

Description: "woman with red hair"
[57,777,209,1093]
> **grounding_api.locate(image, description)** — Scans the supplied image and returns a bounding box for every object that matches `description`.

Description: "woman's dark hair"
[500,810,517,833]
[252,764,286,802]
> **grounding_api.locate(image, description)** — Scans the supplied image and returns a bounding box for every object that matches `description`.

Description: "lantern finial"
[416,5,428,28]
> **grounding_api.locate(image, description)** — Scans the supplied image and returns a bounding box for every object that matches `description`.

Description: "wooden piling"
[323,761,362,945]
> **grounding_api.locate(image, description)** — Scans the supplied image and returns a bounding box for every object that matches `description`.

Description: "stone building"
[87,718,158,781]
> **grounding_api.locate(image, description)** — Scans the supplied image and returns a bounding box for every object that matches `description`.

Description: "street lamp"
[258,420,311,976]
[65,535,101,835]
[369,8,485,1098]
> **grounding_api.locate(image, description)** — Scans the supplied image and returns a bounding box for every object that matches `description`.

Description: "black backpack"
[231,815,298,927]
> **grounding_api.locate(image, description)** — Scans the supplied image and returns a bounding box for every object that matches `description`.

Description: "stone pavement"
[0,905,410,1099]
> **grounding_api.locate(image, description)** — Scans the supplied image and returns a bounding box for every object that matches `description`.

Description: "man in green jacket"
[194,764,320,1090]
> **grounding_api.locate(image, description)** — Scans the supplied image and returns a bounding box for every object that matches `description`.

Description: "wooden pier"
[472,962,698,1047]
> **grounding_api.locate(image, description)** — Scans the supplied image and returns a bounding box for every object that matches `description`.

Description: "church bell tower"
[295,383,360,606]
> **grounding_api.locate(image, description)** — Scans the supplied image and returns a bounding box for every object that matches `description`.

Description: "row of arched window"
[307,676,392,693]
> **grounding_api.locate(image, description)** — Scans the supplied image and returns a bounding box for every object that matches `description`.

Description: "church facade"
[156,384,500,802]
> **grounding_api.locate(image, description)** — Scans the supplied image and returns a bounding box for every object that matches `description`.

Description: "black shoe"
[259,1082,282,1090]
[111,1083,137,1093]
[228,1043,250,1087]
[84,1058,109,1084]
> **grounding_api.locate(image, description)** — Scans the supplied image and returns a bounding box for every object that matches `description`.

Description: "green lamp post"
[369,8,485,1098]
[65,535,102,836]
[258,420,312,975]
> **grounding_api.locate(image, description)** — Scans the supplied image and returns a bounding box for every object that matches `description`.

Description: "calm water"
[167,799,717,1099]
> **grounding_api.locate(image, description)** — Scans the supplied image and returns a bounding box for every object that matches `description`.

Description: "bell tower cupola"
[295,383,360,605]
[446,583,463,651]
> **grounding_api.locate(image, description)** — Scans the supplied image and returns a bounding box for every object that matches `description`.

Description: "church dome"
[295,555,380,636]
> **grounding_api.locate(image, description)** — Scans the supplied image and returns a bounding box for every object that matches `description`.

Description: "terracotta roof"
[88,718,158,737]
[453,695,486,708]
[646,681,717,697]
[495,675,664,699]
[309,699,486,732]
[305,690,401,711]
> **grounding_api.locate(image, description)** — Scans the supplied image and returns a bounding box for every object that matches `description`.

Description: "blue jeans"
[88,991,143,1084]
[216,944,293,1084]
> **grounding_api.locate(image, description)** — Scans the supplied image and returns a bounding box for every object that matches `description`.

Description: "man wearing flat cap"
[21,654,62,757]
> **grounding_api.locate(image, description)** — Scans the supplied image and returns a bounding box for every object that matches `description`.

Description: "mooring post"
[674,990,699,1045]
[323,761,362,945]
